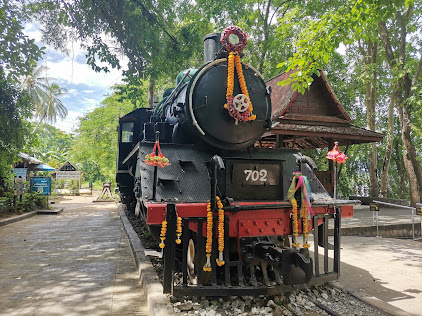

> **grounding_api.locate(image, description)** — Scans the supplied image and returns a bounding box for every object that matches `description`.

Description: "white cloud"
[44,55,123,88]
[52,110,81,134]
[23,22,129,134]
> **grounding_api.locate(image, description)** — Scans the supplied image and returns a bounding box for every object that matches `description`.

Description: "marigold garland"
[159,220,167,249]
[234,54,255,118]
[216,197,225,267]
[291,198,300,248]
[175,216,182,244]
[224,52,256,123]
[225,52,235,101]
[203,202,213,272]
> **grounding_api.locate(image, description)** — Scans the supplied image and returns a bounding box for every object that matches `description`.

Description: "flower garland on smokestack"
[221,26,256,125]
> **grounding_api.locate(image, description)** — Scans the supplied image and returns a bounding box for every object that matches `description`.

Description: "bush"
[20,192,47,211]
[0,191,47,215]
[69,180,80,195]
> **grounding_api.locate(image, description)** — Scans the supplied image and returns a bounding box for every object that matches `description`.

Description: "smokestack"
[203,33,222,64]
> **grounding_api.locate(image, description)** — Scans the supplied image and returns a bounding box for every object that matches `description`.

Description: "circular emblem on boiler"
[232,94,249,112]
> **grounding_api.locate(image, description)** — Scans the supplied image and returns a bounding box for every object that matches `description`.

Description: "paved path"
[309,234,422,316]
[0,196,148,316]
[338,236,422,316]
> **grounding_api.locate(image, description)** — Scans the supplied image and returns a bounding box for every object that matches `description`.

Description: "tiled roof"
[266,70,297,118]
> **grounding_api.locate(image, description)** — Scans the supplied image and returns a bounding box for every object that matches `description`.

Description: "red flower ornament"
[144,141,171,168]
[327,142,348,164]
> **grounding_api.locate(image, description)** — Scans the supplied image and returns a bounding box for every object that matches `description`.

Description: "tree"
[0,0,43,83]
[32,83,67,133]
[31,0,210,103]
[276,0,422,204]
[70,89,143,183]
[378,4,422,204]
[0,68,33,193]
[31,123,74,167]
[21,64,68,133]
[0,1,43,193]
[20,64,49,108]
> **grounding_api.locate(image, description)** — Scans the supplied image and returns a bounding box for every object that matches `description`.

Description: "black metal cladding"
[182,61,271,150]
[138,144,331,203]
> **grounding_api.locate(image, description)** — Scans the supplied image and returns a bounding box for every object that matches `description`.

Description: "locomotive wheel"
[187,238,211,285]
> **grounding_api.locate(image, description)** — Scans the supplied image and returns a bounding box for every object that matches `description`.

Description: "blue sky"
[24,23,126,133]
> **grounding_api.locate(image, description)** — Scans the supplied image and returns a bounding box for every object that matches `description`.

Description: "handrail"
[372,200,414,210]
[372,200,421,240]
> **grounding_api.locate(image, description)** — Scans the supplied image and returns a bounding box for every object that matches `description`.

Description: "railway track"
[122,206,395,316]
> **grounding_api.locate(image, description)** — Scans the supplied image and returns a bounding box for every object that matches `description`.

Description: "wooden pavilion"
[261,70,384,195]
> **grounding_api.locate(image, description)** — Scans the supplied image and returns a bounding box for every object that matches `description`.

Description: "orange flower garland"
[291,198,300,248]
[203,202,213,272]
[216,197,225,267]
[225,52,235,101]
[234,54,255,120]
[159,220,167,249]
[175,216,182,244]
[221,25,255,123]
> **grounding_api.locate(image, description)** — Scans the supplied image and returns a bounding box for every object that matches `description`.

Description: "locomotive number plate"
[233,163,280,186]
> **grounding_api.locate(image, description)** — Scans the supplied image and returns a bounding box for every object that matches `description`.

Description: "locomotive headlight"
[228,34,240,45]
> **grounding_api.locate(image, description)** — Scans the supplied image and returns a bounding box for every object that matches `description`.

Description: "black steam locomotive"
[116,26,353,296]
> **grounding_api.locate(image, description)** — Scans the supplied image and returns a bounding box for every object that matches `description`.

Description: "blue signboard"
[13,168,27,181]
[30,177,51,195]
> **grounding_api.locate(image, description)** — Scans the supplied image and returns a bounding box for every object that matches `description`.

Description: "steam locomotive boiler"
[116,26,354,296]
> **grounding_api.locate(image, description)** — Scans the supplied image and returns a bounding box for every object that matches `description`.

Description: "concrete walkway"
[0,196,148,316]
[337,236,422,316]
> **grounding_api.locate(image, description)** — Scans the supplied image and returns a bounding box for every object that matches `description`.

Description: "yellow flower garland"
[234,54,255,119]
[203,202,213,272]
[216,197,225,267]
[159,220,167,249]
[225,52,235,102]
[291,198,300,248]
[224,52,256,121]
[176,216,182,244]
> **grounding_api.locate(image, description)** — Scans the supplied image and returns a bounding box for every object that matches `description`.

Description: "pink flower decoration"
[327,142,348,164]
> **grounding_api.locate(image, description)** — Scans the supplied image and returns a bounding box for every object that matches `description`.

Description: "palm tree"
[21,65,50,112]
[21,65,68,133]
[32,83,68,133]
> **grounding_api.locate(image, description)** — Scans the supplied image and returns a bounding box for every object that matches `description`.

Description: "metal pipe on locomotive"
[116,26,355,296]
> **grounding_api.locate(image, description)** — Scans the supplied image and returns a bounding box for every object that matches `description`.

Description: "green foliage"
[0,68,34,193]
[21,65,68,130]
[70,89,141,183]
[31,0,210,86]
[30,123,74,167]
[0,191,47,214]
[0,1,43,83]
